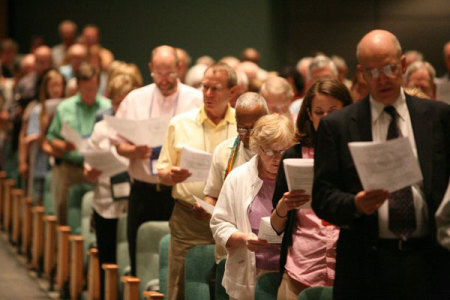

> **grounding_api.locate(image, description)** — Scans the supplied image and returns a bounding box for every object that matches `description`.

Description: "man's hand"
[169,167,191,184]
[354,189,389,215]
[84,167,102,183]
[192,202,211,221]
[117,143,152,159]
[51,139,76,154]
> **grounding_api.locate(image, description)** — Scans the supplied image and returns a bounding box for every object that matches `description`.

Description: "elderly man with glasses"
[312,29,450,300]
[114,45,202,276]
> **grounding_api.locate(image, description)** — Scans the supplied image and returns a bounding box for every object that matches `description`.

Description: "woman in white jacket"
[210,114,296,300]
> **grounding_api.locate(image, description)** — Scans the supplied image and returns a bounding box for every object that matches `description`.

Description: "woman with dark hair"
[270,79,353,299]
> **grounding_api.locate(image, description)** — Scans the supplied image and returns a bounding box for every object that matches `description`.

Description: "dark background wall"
[4,0,450,83]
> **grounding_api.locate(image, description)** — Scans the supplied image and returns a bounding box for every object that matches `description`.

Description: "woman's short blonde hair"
[106,73,135,99]
[250,114,295,153]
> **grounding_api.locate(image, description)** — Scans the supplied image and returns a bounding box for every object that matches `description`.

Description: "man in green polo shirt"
[47,62,111,224]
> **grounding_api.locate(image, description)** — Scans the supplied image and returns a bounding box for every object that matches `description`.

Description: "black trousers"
[93,210,118,300]
[127,180,173,276]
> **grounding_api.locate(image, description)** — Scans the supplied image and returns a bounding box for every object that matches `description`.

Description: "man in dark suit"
[312,29,450,300]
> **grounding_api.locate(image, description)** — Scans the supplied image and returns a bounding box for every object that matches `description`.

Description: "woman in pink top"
[270,79,353,299]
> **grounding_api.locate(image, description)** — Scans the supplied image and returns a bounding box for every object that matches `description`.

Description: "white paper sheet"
[104,115,170,147]
[282,158,313,209]
[179,146,212,182]
[258,216,283,244]
[81,149,129,178]
[193,195,215,214]
[61,122,87,150]
[348,137,423,192]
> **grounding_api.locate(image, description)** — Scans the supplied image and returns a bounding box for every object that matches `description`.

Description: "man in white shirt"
[312,29,450,300]
[114,45,202,276]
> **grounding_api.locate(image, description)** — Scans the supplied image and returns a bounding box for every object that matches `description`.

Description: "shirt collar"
[197,104,236,127]
[370,88,407,123]
[75,92,100,109]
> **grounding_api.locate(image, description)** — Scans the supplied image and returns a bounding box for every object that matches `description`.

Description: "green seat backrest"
[297,286,333,300]
[159,234,170,297]
[215,259,227,300]
[116,213,129,298]
[184,244,216,300]
[254,272,279,300]
[43,170,54,215]
[67,182,94,234]
[81,191,96,268]
[136,221,170,300]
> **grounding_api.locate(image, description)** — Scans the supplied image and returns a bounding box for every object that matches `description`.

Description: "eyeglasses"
[362,63,401,80]
[260,147,285,157]
[202,83,226,93]
[237,126,253,135]
[151,72,178,79]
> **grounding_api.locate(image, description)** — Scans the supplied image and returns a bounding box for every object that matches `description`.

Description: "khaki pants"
[167,200,215,300]
[277,272,309,300]
[56,162,84,225]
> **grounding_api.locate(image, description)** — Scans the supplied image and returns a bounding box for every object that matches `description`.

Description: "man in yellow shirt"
[158,62,238,300]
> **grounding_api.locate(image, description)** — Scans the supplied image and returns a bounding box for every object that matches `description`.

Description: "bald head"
[149,45,180,96]
[235,92,268,148]
[241,48,260,65]
[356,30,405,105]
[34,45,52,75]
[356,30,402,63]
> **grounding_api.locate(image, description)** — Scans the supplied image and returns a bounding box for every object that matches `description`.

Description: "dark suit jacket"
[312,94,450,299]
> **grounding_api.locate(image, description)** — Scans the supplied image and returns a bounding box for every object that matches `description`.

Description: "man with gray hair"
[291,56,338,116]
[308,55,338,83]
[260,76,293,118]
[200,92,268,213]
[405,61,436,99]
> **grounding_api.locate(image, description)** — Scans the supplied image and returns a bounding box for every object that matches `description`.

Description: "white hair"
[405,61,436,83]
[235,92,268,113]
[307,55,338,81]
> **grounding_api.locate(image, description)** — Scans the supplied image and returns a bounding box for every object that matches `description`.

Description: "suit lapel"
[406,95,432,196]
[350,97,373,142]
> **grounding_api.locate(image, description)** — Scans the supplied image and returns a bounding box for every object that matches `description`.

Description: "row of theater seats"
[0,167,333,300]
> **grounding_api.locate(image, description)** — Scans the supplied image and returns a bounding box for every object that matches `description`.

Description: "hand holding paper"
[179,146,212,182]
[61,122,87,151]
[348,137,423,192]
[283,158,314,209]
[258,217,283,243]
[105,115,169,147]
[193,195,215,215]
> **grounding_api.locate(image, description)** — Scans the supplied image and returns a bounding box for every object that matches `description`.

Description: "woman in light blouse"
[211,114,295,300]
[271,79,352,299]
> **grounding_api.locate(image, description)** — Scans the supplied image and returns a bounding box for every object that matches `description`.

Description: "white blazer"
[210,155,263,299]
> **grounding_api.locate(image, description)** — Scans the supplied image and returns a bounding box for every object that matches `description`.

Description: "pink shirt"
[114,82,202,183]
[248,178,280,271]
[285,146,339,286]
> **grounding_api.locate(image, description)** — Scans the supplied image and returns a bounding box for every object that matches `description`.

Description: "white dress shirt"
[370,90,429,238]
[114,82,202,184]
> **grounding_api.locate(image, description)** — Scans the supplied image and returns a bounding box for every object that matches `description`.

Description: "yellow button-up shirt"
[158,105,236,204]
